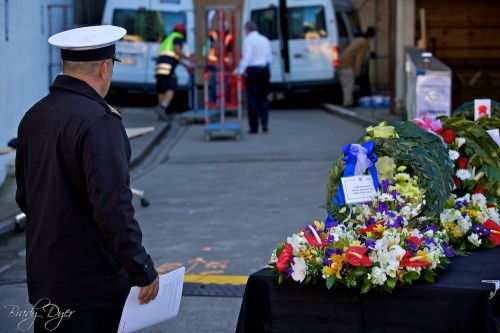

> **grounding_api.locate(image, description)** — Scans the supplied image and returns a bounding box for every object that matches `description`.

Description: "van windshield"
[251,5,327,41]
[112,9,186,43]
[288,6,327,39]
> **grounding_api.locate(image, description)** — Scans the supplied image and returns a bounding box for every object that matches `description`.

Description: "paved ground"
[0,99,406,333]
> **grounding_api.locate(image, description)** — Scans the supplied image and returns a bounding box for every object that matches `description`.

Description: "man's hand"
[138,275,159,305]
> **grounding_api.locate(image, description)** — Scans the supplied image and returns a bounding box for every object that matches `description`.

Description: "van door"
[111,8,151,89]
[248,0,284,85]
[286,0,334,82]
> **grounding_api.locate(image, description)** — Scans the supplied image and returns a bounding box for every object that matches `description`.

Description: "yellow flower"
[313,220,325,232]
[467,209,479,218]
[416,250,432,263]
[376,156,395,181]
[366,121,398,139]
[323,254,345,279]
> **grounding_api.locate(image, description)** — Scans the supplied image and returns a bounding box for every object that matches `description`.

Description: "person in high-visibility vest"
[155,23,195,121]
[206,27,233,104]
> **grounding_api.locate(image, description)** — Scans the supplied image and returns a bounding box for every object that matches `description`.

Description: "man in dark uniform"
[155,23,195,121]
[15,25,159,332]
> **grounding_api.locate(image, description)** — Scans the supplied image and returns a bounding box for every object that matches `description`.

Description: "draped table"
[236,247,500,333]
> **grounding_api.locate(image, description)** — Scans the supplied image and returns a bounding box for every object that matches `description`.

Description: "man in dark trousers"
[155,23,195,121]
[16,25,159,332]
[234,21,273,134]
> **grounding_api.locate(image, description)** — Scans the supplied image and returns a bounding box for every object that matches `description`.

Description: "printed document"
[117,267,185,333]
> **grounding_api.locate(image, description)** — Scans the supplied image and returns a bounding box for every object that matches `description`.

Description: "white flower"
[486,207,500,223]
[467,233,482,247]
[379,193,394,202]
[291,257,307,283]
[269,249,277,264]
[448,149,459,161]
[456,137,466,149]
[456,169,471,180]
[471,193,487,207]
[385,264,398,278]
[287,234,307,255]
[367,266,387,286]
[388,244,406,263]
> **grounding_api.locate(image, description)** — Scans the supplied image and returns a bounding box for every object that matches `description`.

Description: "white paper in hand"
[117,267,185,333]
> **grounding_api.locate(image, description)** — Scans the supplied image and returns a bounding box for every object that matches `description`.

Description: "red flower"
[345,246,372,267]
[453,176,462,187]
[457,157,469,170]
[473,184,485,195]
[484,219,500,246]
[442,129,456,144]
[407,236,422,247]
[360,221,385,236]
[399,251,432,268]
[277,244,293,273]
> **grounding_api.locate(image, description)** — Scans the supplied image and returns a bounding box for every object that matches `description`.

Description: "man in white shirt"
[234,21,273,133]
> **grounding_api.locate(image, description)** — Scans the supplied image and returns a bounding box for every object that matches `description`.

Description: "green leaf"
[421,269,435,283]
[278,273,284,285]
[360,281,373,294]
[326,275,336,289]
[386,277,397,289]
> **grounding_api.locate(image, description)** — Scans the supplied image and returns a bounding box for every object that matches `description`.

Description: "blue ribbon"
[333,141,379,207]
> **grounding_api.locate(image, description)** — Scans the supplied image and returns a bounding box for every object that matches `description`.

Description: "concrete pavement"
[0,107,170,235]
[0,102,405,235]
[0,100,406,332]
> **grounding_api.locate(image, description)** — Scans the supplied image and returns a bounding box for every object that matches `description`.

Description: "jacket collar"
[50,75,120,118]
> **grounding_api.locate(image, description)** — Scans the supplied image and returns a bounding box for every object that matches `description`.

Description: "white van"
[101,0,195,100]
[242,0,360,92]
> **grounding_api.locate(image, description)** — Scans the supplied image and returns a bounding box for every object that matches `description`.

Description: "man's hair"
[244,21,258,32]
[364,27,376,38]
[62,60,103,75]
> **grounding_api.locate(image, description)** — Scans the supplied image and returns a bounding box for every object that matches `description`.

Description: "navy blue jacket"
[16,75,157,310]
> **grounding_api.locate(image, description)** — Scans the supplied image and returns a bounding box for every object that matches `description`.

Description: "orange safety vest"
[207,32,233,66]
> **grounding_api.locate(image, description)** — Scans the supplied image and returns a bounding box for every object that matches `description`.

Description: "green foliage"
[438,116,500,199]
[326,121,454,222]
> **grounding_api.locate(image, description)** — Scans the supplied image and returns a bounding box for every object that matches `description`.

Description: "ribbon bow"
[333,141,379,207]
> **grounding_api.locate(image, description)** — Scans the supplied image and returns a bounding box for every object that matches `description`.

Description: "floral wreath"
[269,111,499,294]
[325,121,454,223]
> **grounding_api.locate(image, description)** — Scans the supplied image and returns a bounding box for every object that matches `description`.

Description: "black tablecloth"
[236,247,500,333]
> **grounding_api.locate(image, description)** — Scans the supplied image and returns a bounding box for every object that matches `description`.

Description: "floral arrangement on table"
[269,107,499,293]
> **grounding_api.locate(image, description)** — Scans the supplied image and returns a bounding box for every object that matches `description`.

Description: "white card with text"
[474,99,491,120]
[341,175,377,204]
[118,267,185,333]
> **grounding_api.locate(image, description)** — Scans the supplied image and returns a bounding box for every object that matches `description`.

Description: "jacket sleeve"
[82,113,157,287]
[15,136,27,213]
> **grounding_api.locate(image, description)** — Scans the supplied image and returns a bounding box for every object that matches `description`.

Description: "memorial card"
[474,99,491,120]
[341,175,377,204]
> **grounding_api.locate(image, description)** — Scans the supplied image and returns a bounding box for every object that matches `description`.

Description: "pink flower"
[412,117,444,135]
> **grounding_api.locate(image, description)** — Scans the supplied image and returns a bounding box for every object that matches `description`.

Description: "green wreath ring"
[325,121,455,223]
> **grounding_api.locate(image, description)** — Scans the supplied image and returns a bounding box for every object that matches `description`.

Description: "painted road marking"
[184,274,248,285]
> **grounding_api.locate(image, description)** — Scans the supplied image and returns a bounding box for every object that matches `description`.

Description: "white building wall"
[0,0,72,184]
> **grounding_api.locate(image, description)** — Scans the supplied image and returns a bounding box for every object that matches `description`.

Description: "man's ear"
[98,60,108,80]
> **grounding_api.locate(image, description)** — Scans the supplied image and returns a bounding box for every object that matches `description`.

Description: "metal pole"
[389,0,397,114]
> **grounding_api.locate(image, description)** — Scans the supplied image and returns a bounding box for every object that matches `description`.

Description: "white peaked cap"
[48,25,126,62]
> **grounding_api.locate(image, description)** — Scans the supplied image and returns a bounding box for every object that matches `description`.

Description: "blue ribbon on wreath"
[333,141,379,207]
